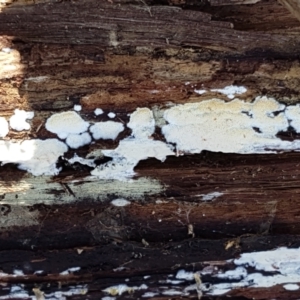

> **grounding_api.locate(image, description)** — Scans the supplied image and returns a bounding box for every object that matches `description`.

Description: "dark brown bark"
[1,0,300,299]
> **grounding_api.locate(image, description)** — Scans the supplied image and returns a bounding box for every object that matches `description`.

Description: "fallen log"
[1,0,300,299]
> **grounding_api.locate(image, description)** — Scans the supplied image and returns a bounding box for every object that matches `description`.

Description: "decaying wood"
[278,0,300,22]
[1,0,300,299]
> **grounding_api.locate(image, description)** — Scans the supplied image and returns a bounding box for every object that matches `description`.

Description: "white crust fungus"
[66,132,91,149]
[127,107,155,138]
[74,105,82,111]
[162,97,292,154]
[208,247,300,295]
[0,117,9,138]
[90,121,124,140]
[9,109,34,131]
[108,112,116,118]
[6,96,300,179]
[201,192,223,201]
[111,198,131,207]
[91,138,174,180]
[94,108,104,116]
[1,47,11,53]
[91,107,174,180]
[45,111,89,139]
[211,85,247,99]
[285,104,300,132]
[0,139,67,176]
[283,284,299,291]
[194,89,206,95]
[176,270,195,281]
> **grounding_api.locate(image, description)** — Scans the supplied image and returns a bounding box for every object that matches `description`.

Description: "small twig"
[60,183,76,197]
[278,0,300,22]
[138,0,152,16]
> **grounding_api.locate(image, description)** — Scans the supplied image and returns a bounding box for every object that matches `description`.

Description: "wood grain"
[278,0,300,22]
[0,0,300,298]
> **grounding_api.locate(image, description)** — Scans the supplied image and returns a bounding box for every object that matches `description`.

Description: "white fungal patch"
[176,270,194,281]
[60,267,80,275]
[73,104,82,111]
[285,104,300,132]
[0,117,9,138]
[142,292,158,298]
[90,121,124,140]
[1,47,11,53]
[5,97,300,179]
[34,270,44,275]
[162,97,297,154]
[0,139,67,176]
[166,279,184,284]
[13,270,24,276]
[194,89,206,95]
[209,247,300,295]
[0,285,29,299]
[201,192,223,201]
[234,247,300,273]
[111,198,130,207]
[211,85,247,99]
[103,139,173,163]
[283,284,299,290]
[162,290,184,296]
[127,107,155,138]
[217,267,247,280]
[108,112,116,118]
[94,108,104,116]
[9,109,34,131]
[66,132,91,149]
[45,111,89,139]
[91,138,174,180]
[45,285,87,299]
[91,107,173,180]
[0,283,87,300]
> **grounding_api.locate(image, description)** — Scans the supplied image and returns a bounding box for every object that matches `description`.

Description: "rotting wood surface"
[1,0,300,299]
